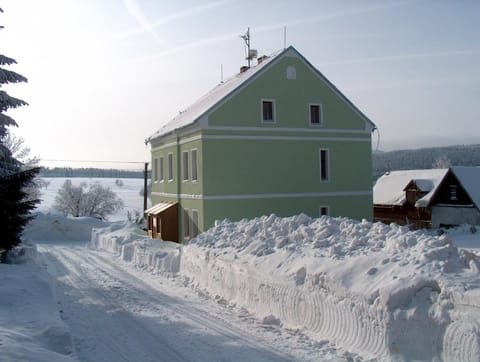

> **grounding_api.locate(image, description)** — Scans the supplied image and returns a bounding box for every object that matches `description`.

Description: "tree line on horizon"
[373,144,480,180]
[40,167,145,179]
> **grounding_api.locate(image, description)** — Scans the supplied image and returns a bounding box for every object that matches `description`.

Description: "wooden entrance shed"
[145,202,178,242]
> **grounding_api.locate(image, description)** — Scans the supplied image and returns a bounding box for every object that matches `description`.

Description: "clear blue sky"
[2,0,480,168]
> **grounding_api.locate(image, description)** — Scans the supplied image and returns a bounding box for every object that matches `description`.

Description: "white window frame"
[319,206,329,217]
[261,99,276,123]
[182,151,189,182]
[191,149,198,182]
[159,157,164,182]
[153,158,159,182]
[319,148,330,182]
[168,153,174,182]
[191,209,199,237]
[309,103,323,126]
[183,208,190,240]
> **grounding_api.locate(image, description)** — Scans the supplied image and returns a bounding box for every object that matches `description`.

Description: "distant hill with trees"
[40,167,144,178]
[373,144,480,180]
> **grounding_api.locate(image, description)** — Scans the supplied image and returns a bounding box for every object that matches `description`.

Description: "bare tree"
[432,155,452,169]
[53,180,124,220]
[3,130,43,201]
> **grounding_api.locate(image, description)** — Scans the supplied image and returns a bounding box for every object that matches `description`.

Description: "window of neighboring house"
[191,209,199,237]
[159,157,164,182]
[183,209,190,240]
[153,158,159,182]
[182,151,189,181]
[320,206,329,216]
[261,100,275,122]
[191,149,198,182]
[168,153,173,181]
[319,149,329,182]
[450,185,458,201]
[310,104,322,125]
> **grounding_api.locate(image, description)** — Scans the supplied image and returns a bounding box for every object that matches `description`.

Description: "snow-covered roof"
[146,46,376,143]
[373,169,449,207]
[451,166,480,209]
[146,49,284,143]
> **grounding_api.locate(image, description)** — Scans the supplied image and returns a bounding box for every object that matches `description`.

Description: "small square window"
[320,206,329,216]
[449,185,458,201]
[262,100,275,122]
[310,104,322,125]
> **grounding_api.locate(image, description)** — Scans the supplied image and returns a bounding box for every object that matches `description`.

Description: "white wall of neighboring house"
[432,206,480,228]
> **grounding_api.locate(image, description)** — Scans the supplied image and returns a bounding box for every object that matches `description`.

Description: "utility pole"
[143,162,148,212]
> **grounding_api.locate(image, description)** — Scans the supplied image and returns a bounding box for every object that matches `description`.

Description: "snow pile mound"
[91,222,181,274]
[182,214,480,361]
[23,212,106,242]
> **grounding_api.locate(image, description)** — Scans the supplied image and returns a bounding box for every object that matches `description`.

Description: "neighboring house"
[373,167,480,229]
[145,46,376,243]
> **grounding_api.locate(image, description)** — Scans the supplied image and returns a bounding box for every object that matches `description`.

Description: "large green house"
[145,46,376,243]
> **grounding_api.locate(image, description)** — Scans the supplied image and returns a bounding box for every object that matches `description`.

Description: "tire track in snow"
[39,244,295,362]
[39,245,186,362]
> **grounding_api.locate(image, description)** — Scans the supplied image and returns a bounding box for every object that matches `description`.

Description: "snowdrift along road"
[90,213,480,361]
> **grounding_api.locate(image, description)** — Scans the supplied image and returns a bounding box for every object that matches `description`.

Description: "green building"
[145,46,376,243]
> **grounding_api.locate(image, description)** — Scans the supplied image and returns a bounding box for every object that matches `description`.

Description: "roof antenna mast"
[240,27,257,68]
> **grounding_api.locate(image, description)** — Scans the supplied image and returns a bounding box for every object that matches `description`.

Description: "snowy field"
[2,177,480,361]
[36,177,146,221]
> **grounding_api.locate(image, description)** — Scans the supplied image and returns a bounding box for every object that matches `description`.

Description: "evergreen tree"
[0,8,39,260]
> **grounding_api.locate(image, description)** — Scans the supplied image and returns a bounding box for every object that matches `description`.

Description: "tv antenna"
[240,27,257,68]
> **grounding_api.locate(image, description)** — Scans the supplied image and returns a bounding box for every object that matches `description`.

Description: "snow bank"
[0,245,74,361]
[91,222,181,275]
[90,214,480,361]
[23,212,106,242]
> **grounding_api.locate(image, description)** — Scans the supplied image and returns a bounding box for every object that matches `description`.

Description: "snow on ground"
[0,244,74,361]
[37,177,145,221]
[91,214,480,361]
[5,178,480,361]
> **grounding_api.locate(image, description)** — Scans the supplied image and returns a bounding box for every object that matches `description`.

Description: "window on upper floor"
[182,151,189,181]
[310,104,322,126]
[191,149,198,182]
[261,99,275,122]
[153,158,158,182]
[168,153,173,181]
[319,148,329,182]
[159,157,164,182]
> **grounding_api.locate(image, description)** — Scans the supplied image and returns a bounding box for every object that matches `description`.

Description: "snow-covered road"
[38,242,343,362]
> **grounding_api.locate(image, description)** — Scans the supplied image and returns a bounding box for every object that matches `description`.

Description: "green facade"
[149,47,374,243]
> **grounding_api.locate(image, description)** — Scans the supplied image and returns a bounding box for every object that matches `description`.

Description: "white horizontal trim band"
[152,190,372,200]
[152,134,202,151]
[206,125,369,134]
[202,135,369,142]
